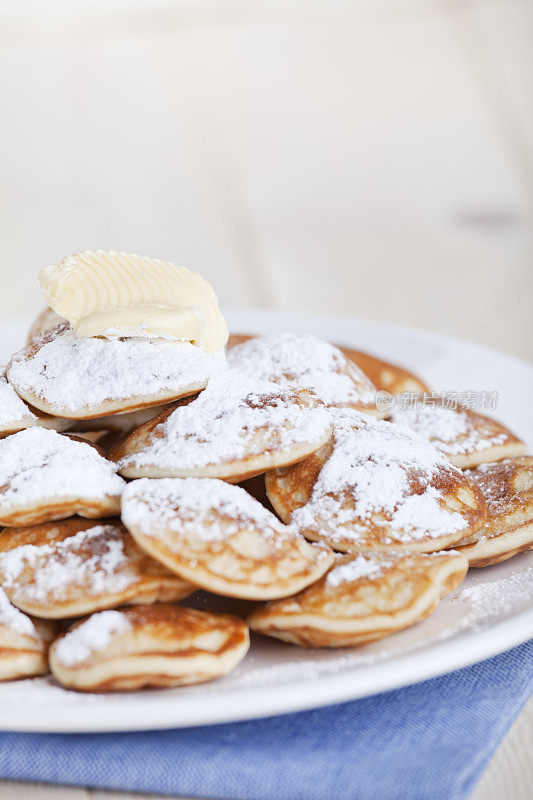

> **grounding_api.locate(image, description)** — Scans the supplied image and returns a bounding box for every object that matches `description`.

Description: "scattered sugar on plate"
[292,409,469,543]
[228,332,376,408]
[53,610,132,667]
[0,525,136,603]
[450,566,533,627]
[0,427,125,511]
[0,587,38,639]
[391,403,509,455]
[119,371,332,471]
[7,327,226,414]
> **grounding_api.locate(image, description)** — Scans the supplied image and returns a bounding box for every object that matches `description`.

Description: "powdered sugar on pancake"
[292,410,469,544]
[326,550,458,589]
[390,403,509,456]
[0,428,125,512]
[119,372,332,471]
[7,327,226,416]
[0,369,72,435]
[53,610,132,667]
[0,369,38,430]
[326,554,392,587]
[123,477,306,544]
[0,587,38,639]
[0,525,136,604]
[228,333,376,408]
[466,459,533,518]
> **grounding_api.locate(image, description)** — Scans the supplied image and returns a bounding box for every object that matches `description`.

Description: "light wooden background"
[0,0,531,798]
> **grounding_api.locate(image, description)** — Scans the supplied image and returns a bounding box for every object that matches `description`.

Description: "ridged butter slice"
[39,250,229,353]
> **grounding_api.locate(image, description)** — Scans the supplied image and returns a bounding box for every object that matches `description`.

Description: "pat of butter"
[39,250,229,352]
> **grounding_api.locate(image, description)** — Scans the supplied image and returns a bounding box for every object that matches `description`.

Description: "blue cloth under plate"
[0,640,532,800]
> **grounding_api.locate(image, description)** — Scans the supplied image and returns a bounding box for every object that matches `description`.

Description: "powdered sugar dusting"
[0,427,125,511]
[326,554,391,587]
[0,369,37,429]
[119,372,332,471]
[292,410,469,543]
[465,459,530,519]
[0,586,38,639]
[391,403,509,456]
[7,327,226,414]
[53,610,132,667]
[0,525,136,604]
[123,477,296,543]
[450,566,533,625]
[228,333,375,408]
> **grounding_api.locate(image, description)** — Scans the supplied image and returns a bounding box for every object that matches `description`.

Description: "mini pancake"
[248,549,468,647]
[452,457,533,567]
[227,332,383,416]
[266,409,487,553]
[0,369,73,438]
[0,587,56,681]
[7,324,225,419]
[113,372,333,482]
[338,347,430,395]
[49,605,250,692]
[121,478,334,600]
[0,427,125,526]
[27,306,66,342]
[0,518,193,619]
[226,334,429,395]
[390,396,525,468]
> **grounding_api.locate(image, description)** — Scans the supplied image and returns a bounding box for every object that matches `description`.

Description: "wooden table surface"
[0,0,531,797]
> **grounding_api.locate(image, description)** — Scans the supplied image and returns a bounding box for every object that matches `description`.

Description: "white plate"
[0,309,532,733]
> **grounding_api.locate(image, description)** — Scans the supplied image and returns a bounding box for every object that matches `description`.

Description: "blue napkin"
[0,640,531,800]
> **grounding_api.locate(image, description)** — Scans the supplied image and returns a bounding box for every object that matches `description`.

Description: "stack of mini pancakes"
[0,315,530,693]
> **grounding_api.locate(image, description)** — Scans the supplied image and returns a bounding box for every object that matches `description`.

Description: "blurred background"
[0,0,531,358]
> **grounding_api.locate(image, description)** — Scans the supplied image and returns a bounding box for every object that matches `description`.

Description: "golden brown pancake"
[7,323,225,420]
[227,332,384,416]
[121,477,334,600]
[0,369,73,438]
[226,334,429,395]
[453,457,533,566]
[266,409,487,553]
[248,550,468,647]
[27,307,66,342]
[49,605,250,692]
[113,372,333,483]
[0,518,193,618]
[0,587,56,681]
[0,427,125,526]
[339,347,430,395]
[390,396,526,468]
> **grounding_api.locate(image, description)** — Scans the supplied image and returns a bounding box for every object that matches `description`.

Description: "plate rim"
[3,604,533,732]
